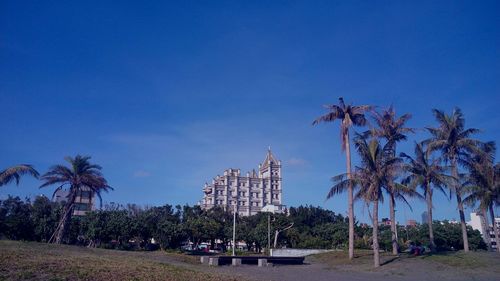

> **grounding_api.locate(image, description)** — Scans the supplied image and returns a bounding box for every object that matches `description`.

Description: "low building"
[406,219,417,227]
[199,148,285,216]
[53,188,95,216]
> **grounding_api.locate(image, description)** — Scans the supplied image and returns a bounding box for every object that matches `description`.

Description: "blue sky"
[1,1,499,224]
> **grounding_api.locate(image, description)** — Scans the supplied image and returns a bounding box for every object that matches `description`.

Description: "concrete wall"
[270,248,335,257]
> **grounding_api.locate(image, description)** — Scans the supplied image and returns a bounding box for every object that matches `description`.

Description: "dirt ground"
[191,250,500,281]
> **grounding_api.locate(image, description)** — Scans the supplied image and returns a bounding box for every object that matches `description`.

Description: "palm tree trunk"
[489,204,500,253]
[426,188,435,251]
[455,192,469,252]
[481,208,492,251]
[51,203,73,244]
[345,130,355,260]
[372,200,380,268]
[451,158,469,252]
[389,194,398,255]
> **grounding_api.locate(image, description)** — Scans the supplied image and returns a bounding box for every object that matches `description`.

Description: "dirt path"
[149,255,499,281]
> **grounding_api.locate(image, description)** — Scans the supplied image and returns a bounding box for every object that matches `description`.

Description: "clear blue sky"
[1,1,499,224]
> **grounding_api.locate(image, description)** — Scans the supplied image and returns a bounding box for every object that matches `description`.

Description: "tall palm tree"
[0,164,39,187]
[370,106,415,255]
[40,155,112,244]
[463,142,500,252]
[425,108,483,252]
[401,142,453,251]
[313,97,372,260]
[330,135,400,267]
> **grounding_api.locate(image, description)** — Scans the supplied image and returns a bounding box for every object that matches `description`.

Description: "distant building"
[199,148,285,216]
[467,211,500,250]
[53,187,95,216]
[406,219,417,227]
[421,211,429,224]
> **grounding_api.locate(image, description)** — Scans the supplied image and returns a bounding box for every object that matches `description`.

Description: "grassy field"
[0,240,237,281]
[2,240,500,281]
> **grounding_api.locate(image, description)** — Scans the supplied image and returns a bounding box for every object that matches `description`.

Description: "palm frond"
[0,164,39,187]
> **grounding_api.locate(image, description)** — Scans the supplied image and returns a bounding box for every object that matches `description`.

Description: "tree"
[401,142,453,251]
[330,135,400,267]
[425,108,484,252]
[31,195,62,242]
[39,155,112,244]
[370,107,415,254]
[0,196,34,240]
[0,164,39,187]
[313,97,372,260]
[463,141,500,252]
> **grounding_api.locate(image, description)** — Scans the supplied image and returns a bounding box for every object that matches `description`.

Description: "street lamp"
[261,204,278,256]
[232,202,236,256]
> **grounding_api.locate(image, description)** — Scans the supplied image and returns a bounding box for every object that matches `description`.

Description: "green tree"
[313,97,372,260]
[401,142,453,251]
[31,195,62,242]
[463,142,500,252]
[0,196,34,240]
[330,135,401,267]
[152,205,185,250]
[370,107,415,254]
[425,108,484,252]
[40,155,112,244]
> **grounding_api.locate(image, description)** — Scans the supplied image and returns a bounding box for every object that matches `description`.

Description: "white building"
[467,211,500,250]
[199,149,285,216]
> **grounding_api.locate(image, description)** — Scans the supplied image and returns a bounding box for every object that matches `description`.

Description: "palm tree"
[329,135,400,267]
[313,97,372,260]
[425,108,483,252]
[0,164,39,187]
[40,155,112,244]
[370,106,415,254]
[401,142,453,251]
[463,142,500,252]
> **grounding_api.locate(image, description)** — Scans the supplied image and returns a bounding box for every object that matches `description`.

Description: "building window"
[74,203,90,212]
[79,191,92,199]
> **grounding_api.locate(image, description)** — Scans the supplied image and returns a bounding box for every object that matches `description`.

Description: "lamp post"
[262,204,276,256]
[232,203,236,256]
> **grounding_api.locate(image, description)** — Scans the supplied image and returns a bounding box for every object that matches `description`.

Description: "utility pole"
[232,203,236,256]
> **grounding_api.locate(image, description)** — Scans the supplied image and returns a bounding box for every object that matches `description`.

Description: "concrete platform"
[201,255,304,266]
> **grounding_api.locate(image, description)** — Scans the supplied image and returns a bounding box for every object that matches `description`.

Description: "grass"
[310,249,500,277]
[0,240,239,281]
[422,251,500,269]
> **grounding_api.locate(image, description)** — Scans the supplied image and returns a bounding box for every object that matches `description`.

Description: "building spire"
[261,147,277,169]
